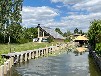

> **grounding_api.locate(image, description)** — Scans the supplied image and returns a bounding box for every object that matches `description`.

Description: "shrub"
[95,43,101,56]
[47,37,54,43]
[0,57,5,65]
[88,20,101,50]
[64,38,70,42]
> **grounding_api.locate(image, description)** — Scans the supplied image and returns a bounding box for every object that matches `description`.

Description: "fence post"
[10,58,12,68]
[7,60,10,71]
[20,54,23,62]
[28,52,31,60]
[35,50,38,58]
[4,62,7,74]
[11,57,14,66]
[25,53,27,62]
[0,65,4,76]
[32,52,34,59]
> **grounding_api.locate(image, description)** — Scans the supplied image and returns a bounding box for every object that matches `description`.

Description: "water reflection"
[6,51,101,76]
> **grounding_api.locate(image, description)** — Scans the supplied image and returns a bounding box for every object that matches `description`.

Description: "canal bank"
[5,51,101,76]
[89,50,101,71]
[0,43,67,76]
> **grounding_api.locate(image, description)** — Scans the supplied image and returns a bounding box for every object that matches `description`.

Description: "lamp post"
[8,35,10,44]
[8,35,11,53]
[7,30,11,53]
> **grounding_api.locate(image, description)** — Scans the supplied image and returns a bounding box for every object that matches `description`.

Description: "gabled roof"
[75,36,88,41]
[37,26,65,39]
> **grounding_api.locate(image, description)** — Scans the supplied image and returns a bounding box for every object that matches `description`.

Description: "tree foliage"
[63,30,71,37]
[0,23,38,44]
[74,28,85,35]
[0,0,23,43]
[55,28,63,36]
[7,23,22,43]
[95,43,101,56]
[18,27,38,43]
[64,38,70,42]
[0,0,23,29]
[0,0,38,44]
[88,20,101,51]
[79,30,83,34]
[74,28,78,34]
[47,37,54,43]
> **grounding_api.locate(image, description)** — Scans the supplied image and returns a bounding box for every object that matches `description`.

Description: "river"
[6,51,101,76]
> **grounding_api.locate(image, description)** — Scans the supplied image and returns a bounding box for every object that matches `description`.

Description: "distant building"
[70,34,82,41]
[74,36,88,47]
[36,25,65,42]
[73,34,82,37]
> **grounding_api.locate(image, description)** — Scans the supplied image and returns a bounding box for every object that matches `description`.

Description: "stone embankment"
[89,49,101,71]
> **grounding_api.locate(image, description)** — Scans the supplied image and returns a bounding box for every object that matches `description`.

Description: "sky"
[22,0,101,32]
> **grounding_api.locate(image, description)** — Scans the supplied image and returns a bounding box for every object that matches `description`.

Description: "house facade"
[37,25,65,42]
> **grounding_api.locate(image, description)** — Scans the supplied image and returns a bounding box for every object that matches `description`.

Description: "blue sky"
[22,0,101,32]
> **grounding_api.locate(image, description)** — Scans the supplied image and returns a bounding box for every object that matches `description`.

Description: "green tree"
[79,30,83,34]
[63,32,67,37]
[0,32,4,43]
[0,0,23,43]
[23,27,38,42]
[74,28,78,34]
[7,23,22,43]
[17,27,38,44]
[63,30,71,37]
[47,37,53,43]
[0,0,12,43]
[55,28,63,35]
[64,38,70,42]
[95,43,101,56]
[88,20,101,50]
[67,30,71,36]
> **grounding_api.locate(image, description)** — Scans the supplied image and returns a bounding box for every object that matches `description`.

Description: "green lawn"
[0,42,57,65]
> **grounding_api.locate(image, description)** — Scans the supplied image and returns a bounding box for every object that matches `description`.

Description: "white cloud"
[50,0,101,32]
[22,0,101,32]
[46,12,101,32]
[56,5,63,8]
[22,6,59,27]
[51,0,84,4]
[51,0,101,13]
[73,0,101,13]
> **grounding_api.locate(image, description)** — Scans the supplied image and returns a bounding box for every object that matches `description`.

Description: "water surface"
[6,51,101,76]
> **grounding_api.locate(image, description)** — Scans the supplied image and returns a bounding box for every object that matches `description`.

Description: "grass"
[0,42,58,65]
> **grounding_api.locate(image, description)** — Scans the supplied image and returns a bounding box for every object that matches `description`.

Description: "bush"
[95,43,101,56]
[64,38,70,42]
[88,20,101,50]
[18,38,29,44]
[0,57,5,65]
[47,37,54,43]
